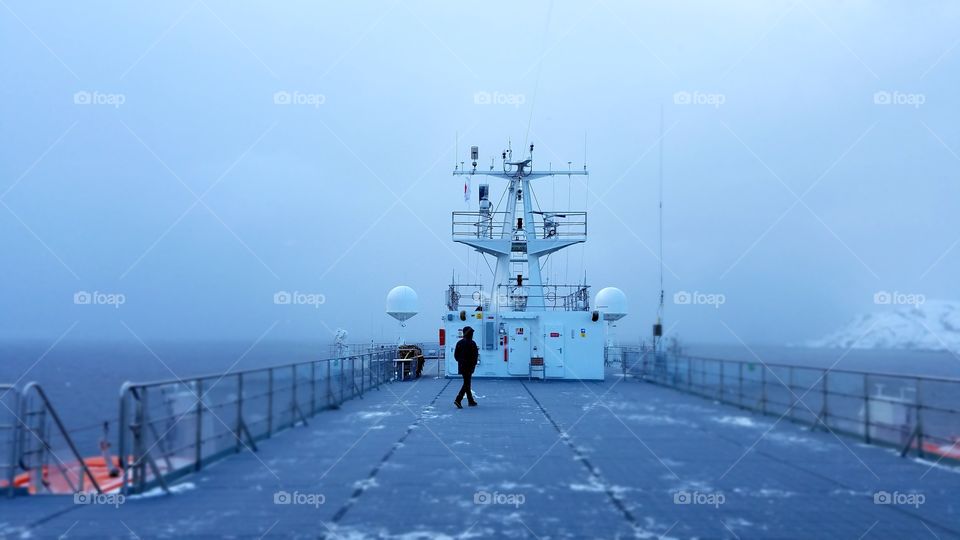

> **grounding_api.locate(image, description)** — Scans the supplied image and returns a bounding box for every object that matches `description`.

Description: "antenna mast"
[654,105,665,352]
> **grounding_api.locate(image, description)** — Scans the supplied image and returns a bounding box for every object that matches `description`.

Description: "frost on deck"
[3,363,959,539]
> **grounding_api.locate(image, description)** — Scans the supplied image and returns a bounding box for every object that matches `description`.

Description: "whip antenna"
[654,105,665,351]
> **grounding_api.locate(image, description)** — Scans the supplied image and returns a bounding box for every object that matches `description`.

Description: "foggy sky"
[1,1,958,346]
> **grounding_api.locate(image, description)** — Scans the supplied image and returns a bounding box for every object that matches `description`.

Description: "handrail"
[671,353,960,385]
[615,347,960,464]
[118,347,398,494]
[452,210,587,239]
[119,349,397,389]
[20,382,103,494]
[1,384,18,498]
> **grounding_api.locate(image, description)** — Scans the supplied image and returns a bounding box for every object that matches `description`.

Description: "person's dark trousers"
[456,373,476,404]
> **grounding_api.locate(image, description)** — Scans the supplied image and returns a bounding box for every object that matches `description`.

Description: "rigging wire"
[564,171,571,285]
[522,0,554,154]
[551,166,556,284]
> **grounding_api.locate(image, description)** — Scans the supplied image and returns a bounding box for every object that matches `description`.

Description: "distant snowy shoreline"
[807,300,960,353]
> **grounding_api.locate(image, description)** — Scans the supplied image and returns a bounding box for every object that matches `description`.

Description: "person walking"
[454,326,479,408]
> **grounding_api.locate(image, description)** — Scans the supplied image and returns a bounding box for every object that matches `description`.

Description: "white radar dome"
[595,287,628,321]
[386,286,419,322]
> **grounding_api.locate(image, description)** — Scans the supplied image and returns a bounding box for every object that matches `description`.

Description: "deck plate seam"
[327,379,453,528]
[521,381,640,530]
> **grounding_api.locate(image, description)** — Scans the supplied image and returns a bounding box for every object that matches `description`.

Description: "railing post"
[915,378,925,458]
[310,362,317,416]
[291,365,298,429]
[789,367,796,420]
[8,389,19,498]
[195,379,203,472]
[326,360,332,408]
[267,369,274,437]
[361,354,366,395]
[673,353,679,385]
[761,367,768,415]
[821,371,829,428]
[863,374,871,444]
[738,362,744,408]
[340,359,345,404]
[235,373,244,453]
[719,361,725,403]
[117,386,128,494]
[136,388,148,492]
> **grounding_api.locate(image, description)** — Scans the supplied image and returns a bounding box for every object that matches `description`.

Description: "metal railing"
[452,211,587,240]
[17,383,104,496]
[118,347,397,494]
[1,385,18,497]
[444,283,590,312]
[495,284,590,311]
[618,348,960,462]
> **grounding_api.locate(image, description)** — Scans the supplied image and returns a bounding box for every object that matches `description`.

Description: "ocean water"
[1,340,958,456]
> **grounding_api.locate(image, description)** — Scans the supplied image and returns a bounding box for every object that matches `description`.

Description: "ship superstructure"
[442,142,615,380]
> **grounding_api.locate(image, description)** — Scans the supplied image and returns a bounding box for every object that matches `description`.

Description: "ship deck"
[3,362,958,539]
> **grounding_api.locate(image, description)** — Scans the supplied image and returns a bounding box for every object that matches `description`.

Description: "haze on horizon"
[1,1,958,348]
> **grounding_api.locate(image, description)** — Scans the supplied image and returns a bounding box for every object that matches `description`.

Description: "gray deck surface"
[2,363,958,539]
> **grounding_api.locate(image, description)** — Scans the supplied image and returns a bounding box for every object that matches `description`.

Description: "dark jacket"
[454,337,479,375]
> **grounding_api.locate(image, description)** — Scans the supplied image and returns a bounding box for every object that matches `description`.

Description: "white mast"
[452,143,588,312]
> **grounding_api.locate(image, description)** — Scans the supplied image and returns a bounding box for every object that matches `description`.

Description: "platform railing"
[495,284,591,311]
[17,383,104,496]
[1,385,18,497]
[118,347,397,494]
[616,348,960,463]
[452,211,587,240]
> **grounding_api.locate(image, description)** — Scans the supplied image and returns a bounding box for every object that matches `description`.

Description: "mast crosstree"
[451,143,588,311]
